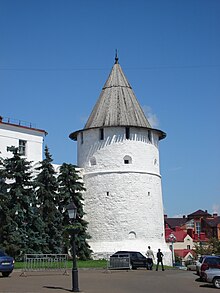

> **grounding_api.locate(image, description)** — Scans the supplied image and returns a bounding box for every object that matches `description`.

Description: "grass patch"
[77,259,107,268]
[15,259,107,270]
[14,260,171,271]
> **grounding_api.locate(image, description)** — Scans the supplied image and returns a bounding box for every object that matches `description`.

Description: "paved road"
[0,269,215,293]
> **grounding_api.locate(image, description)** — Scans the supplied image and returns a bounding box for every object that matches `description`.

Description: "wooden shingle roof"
[84,58,151,129]
[69,56,166,141]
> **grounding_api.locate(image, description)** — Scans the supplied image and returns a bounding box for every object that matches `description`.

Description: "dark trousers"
[156,259,164,271]
[147,258,153,270]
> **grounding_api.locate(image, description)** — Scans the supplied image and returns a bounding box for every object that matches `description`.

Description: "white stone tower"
[70,55,171,264]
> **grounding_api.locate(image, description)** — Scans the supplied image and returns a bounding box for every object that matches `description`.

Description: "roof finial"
[115,49,119,64]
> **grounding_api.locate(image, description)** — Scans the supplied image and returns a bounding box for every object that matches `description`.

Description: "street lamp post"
[66,202,80,292]
[168,233,176,267]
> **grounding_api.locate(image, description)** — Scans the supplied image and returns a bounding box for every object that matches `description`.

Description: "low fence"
[21,254,68,276]
[107,255,131,270]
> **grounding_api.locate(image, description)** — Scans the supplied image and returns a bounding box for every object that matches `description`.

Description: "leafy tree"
[193,241,211,257]
[193,237,220,257]
[34,146,63,254]
[0,147,45,258]
[208,237,220,255]
[57,163,92,260]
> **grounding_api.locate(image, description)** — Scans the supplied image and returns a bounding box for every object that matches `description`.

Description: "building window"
[90,157,96,166]
[128,231,136,239]
[186,219,194,229]
[123,155,132,164]
[80,132,83,144]
[125,127,130,139]
[99,128,104,140]
[148,130,152,143]
[187,245,191,250]
[196,222,201,235]
[19,140,26,155]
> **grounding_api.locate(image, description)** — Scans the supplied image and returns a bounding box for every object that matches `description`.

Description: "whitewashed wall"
[0,123,45,163]
[77,126,172,265]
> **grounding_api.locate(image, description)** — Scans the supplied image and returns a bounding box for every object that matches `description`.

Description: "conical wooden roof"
[70,57,166,141]
[84,58,151,129]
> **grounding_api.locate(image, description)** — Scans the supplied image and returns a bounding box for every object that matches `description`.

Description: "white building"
[0,116,46,165]
[70,56,172,264]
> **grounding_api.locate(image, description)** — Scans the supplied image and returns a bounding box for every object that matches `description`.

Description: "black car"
[110,251,147,270]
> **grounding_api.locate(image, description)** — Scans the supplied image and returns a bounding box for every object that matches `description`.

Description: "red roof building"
[164,209,218,263]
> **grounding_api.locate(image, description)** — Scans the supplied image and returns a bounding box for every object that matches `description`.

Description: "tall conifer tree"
[0,156,9,248]
[34,146,62,253]
[57,163,91,260]
[1,147,44,258]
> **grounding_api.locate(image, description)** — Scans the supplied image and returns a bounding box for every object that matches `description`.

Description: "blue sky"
[1,0,219,217]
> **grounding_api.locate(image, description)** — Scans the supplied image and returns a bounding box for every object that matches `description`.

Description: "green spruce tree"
[1,147,45,258]
[0,155,9,249]
[34,146,63,254]
[57,163,92,260]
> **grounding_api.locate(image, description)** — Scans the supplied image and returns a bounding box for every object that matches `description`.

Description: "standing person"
[146,246,154,270]
[156,248,164,271]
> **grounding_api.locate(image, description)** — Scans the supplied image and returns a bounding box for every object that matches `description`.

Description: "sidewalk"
[0,268,208,293]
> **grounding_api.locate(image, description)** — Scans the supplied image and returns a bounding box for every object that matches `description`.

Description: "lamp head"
[66,202,77,220]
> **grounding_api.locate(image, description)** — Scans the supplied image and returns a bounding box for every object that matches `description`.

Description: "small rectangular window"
[148,130,152,142]
[99,128,104,140]
[125,127,130,139]
[80,132,83,144]
[187,245,190,250]
[19,140,26,155]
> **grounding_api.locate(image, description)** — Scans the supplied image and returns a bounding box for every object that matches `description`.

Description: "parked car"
[0,250,14,277]
[204,268,220,289]
[196,255,208,275]
[200,256,220,280]
[110,251,147,270]
[187,260,197,271]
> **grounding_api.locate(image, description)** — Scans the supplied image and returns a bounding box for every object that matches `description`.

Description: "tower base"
[89,239,172,266]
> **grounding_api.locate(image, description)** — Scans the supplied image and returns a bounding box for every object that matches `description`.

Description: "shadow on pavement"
[43,286,71,292]
[199,284,215,289]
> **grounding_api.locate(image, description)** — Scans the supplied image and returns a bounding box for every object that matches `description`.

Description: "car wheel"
[213,277,220,289]
[2,272,11,277]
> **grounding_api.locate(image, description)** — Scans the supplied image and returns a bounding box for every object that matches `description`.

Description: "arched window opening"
[128,231,136,240]
[123,155,132,164]
[90,157,96,166]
